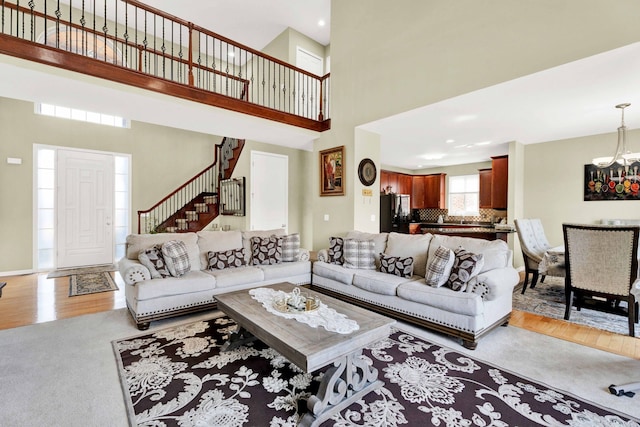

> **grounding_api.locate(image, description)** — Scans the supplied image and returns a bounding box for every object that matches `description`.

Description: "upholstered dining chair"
[563,223,639,337]
[514,218,564,294]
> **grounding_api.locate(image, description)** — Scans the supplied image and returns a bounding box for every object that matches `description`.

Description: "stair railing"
[0,0,330,124]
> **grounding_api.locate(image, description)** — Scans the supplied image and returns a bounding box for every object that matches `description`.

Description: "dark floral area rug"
[112,316,638,427]
[69,272,118,297]
[513,277,635,337]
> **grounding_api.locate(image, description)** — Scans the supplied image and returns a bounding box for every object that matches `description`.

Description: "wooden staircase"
[138,138,245,233]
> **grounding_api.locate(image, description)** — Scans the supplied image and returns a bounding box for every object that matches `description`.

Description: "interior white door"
[295,47,324,117]
[250,151,288,231]
[57,149,114,268]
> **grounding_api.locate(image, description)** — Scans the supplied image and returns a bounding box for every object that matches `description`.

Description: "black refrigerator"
[380,194,410,233]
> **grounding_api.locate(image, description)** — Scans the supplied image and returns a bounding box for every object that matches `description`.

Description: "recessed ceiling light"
[446,139,455,143]
[422,154,445,160]
[454,144,470,149]
[228,51,235,57]
[475,141,491,146]
[318,19,326,27]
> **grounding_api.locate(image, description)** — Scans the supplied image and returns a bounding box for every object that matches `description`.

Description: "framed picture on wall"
[584,162,640,201]
[320,145,345,196]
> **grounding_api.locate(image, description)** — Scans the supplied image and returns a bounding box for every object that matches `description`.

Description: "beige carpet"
[0,309,638,427]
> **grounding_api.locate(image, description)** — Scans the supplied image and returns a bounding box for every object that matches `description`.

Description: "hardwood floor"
[0,272,638,359]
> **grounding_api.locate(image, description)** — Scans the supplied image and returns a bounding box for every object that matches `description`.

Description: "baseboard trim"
[0,269,34,277]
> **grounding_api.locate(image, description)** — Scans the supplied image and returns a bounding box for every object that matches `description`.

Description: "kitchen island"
[413,223,514,242]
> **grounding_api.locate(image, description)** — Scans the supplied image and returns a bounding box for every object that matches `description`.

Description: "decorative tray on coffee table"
[273,287,320,313]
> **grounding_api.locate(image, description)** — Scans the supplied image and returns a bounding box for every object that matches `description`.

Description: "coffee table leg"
[220,325,257,352]
[299,349,382,427]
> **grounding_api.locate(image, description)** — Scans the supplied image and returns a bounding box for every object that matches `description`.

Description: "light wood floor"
[0,272,638,359]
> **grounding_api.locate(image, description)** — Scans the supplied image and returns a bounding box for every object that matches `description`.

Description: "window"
[35,103,129,128]
[448,174,479,216]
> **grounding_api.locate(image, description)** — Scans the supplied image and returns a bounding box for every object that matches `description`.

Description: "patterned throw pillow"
[161,240,191,277]
[343,239,376,270]
[138,245,171,279]
[207,248,246,270]
[328,236,344,265]
[250,236,283,265]
[282,233,301,262]
[379,253,414,278]
[425,246,455,287]
[446,247,485,292]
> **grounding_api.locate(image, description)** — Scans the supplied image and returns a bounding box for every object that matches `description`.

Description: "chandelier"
[592,103,640,167]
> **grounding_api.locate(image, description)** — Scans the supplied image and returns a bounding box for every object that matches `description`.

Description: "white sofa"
[118,229,311,329]
[311,231,519,349]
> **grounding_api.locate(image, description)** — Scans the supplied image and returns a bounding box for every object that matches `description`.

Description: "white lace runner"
[249,287,360,334]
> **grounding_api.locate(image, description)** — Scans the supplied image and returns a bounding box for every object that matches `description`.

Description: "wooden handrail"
[124,0,326,81]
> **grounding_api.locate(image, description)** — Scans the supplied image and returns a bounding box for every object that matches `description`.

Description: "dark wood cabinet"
[411,176,426,209]
[491,156,508,210]
[424,173,446,208]
[478,168,493,209]
[399,174,412,195]
[381,170,412,195]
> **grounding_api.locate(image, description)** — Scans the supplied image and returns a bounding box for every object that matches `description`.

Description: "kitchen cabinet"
[411,176,426,209]
[491,156,508,210]
[424,173,446,208]
[411,173,445,208]
[478,168,492,209]
[399,174,412,195]
[409,223,421,234]
[381,170,411,194]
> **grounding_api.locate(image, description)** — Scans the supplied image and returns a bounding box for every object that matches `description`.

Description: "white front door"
[250,151,288,231]
[57,149,114,268]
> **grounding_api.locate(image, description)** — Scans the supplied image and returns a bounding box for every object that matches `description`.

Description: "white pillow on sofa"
[384,232,432,277]
[197,230,243,269]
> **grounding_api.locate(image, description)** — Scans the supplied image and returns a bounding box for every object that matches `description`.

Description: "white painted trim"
[0,269,34,277]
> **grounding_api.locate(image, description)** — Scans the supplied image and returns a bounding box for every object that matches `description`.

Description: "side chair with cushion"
[514,218,562,294]
[563,223,639,337]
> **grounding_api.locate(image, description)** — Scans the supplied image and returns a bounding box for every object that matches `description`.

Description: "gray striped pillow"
[343,239,376,270]
[282,233,300,262]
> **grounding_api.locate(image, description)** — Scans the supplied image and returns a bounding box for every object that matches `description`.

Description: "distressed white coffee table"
[215,282,395,427]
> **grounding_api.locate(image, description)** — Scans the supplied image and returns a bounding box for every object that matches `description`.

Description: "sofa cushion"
[352,270,414,295]
[379,253,414,278]
[397,280,483,316]
[250,236,283,265]
[343,239,376,270]
[345,231,389,267]
[428,235,509,273]
[425,246,455,287]
[135,270,215,300]
[161,240,191,277]
[258,260,311,281]
[242,229,286,263]
[138,245,171,279]
[207,248,246,270]
[126,232,201,271]
[312,261,355,285]
[328,236,345,265]
[282,233,301,262]
[384,232,432,277]
[204,266,264,288]
[197,230,243,270]
[446,247,484,291]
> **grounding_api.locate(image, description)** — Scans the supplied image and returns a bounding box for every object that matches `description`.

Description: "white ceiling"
[360,41,640,170]
[3,1,640,169]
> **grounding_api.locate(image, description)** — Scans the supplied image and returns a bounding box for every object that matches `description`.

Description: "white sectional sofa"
[118,229,310,329]
[311,231,519,349]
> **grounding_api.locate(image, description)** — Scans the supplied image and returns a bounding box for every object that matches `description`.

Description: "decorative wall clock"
[358,158,377,186]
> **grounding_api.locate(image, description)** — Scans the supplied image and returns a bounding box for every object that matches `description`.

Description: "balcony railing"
[0,0,330,128]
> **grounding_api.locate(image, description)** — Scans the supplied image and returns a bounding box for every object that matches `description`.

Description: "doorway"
[250,151,288,231]
[35,145,130,271]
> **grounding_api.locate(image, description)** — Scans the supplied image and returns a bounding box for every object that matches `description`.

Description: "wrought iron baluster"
[102,0,107,61]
